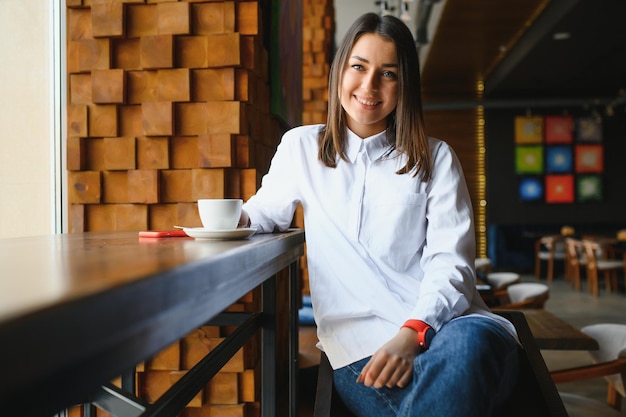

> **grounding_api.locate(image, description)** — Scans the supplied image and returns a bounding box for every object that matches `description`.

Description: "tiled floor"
[298,273,626,415]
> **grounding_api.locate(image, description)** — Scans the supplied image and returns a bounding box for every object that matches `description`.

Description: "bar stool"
[486,272,521,290]
[500,282,550,309]
[475,257,492,274]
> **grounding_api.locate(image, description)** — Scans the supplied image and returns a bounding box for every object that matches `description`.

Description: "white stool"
[505,282,550,308]
[486,272,521,289]
[474,257,492,274]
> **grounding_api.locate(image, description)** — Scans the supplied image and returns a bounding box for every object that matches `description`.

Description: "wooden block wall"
[65,2,283,417]
[301,0,334,125]
[66,0,279,233]
[299,0,334,295]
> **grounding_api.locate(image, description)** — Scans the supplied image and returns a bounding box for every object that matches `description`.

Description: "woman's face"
[340,33,399,139]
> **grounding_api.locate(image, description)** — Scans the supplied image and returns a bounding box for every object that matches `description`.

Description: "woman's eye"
[351,64,364,71]
[382,70,397,79]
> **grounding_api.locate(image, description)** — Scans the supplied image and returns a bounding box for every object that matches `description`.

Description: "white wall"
[0,0,56,238]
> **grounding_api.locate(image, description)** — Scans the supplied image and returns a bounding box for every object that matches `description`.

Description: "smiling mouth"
[355,96,380,106]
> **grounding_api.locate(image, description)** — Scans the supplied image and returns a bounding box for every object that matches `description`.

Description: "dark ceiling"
[420,0,626,108]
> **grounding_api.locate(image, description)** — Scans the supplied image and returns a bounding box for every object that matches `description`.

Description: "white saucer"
[183,227,257,240]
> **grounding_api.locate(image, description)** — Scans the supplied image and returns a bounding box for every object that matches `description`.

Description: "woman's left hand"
[356,327,421,389]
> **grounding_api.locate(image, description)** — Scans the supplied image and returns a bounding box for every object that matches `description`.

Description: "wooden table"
[0,230,305,417]
[521,309,599,351]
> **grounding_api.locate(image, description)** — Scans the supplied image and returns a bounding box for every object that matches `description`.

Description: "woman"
[241,12,519,417]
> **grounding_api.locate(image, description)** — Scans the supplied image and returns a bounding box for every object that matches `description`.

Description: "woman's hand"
[238,210,251,228]
[356,327,421,389]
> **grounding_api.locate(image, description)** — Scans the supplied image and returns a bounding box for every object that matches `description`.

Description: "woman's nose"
[361,71,379,91]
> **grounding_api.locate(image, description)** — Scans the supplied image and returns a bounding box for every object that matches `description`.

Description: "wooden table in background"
[0,230,305,417]
[521,309,599,351]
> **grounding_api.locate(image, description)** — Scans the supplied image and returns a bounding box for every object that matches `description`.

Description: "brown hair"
[318,13,432,180]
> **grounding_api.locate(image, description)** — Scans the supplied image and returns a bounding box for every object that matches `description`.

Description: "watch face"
[422,328,435,349]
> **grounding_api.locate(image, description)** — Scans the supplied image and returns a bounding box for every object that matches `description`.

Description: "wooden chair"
[535,235,566,283]
[581,240,623,296]
[564,238,587,290]
[551,323,626,416]
[313,311,568,417]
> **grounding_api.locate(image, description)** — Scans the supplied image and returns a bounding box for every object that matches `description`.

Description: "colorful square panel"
[545,145,573,173]
[577,175,603,202]
[518,176,543,202]
[515,116,544,144]
[576,117,602,142]
[575,144,604,173]
[515,145,544,174]
[545,115,573,144]
[545,175,574,203]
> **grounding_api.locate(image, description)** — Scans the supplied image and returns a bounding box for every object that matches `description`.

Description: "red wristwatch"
[401,319,436,350]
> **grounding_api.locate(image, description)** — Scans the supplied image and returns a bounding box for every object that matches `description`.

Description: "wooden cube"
[68,104,88,137]
[241,169,257,201]
[146,341,180,371]
[87,204,148,231]
[192,69,235,101]
[69,204,85,233]
[206,373,238,405]
[161,170,192,203]
[128,170,159,204]
[119,105,143,137]
[191,168,226,200]
[175,36,209,69]
[103,171,129,203]
[177,202,202,227]
[68,8,92,41]
[192,2,235,34]
[198,134,234,168]
[92,69,125,104]
[205,34,241,67]
[86,138,105,171]
[171,136,199,169]
[113,38,141,70]
[148,204,178,230]
[78,38,111,72]
[92,1,124,38]
[103,136,135,170]
[157,69,190,102]
[157,2,190,35]
[138,370,202,406]
[235,135,252,168]
[89,104,118,137]
[127,70,158,104]
[141,35,174,69]
[236,1,259,35]
[137,136,169,170]
[206,101,242,134]
[68,171,101,204]
[142,102,173,136]
[181,328,220,370]
[175,102,208,136]
[127,4,158,38]
[67,137,87,171]
[70,73,92,105]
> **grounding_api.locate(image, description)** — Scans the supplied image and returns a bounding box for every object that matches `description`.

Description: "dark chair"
[313,310,568,417]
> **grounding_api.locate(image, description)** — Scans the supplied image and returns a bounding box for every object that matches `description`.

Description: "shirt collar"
[345,129,392,163]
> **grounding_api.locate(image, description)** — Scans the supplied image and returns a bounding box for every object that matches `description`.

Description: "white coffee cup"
[198,199,243,230]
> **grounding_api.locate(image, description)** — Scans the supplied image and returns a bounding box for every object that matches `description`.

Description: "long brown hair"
[318,13,432,180]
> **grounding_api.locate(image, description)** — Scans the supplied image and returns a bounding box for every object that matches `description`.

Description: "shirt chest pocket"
[362,192,427,271]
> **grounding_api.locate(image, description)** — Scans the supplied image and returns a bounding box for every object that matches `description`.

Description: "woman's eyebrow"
[350,55,398,68]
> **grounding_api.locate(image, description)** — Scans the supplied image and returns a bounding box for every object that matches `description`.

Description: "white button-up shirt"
[244,124,516,369]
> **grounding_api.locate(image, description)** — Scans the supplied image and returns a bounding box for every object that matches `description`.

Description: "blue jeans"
[333,316,519,417]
